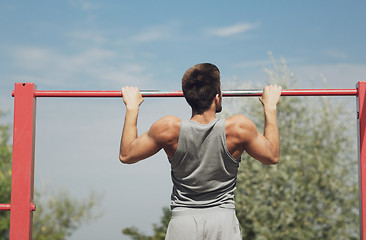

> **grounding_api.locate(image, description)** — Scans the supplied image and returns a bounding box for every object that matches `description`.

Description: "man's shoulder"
[160,115,181,122]
[150,116,181,144]
[156,115,182,127]
[226,114,252,126]
[150,115,181,135]
[225,114,256,135]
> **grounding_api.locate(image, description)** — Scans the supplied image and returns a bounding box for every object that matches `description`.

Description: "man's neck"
[190,110,216,124]
[190,97,220,124]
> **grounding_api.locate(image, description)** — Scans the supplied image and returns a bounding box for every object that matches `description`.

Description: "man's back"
[150,114,254,157]
[169,118,240,209]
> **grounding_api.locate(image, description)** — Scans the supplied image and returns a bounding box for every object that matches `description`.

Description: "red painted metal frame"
[0,204,11,211]
[10,83,37,240]
[358,82,366,240]
[11,88,358,98]
[4,82,364,239]
[0,204,35,212]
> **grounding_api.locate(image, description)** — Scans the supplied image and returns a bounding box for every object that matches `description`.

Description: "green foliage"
[0,111,101,240]
[32,189,101,240]
[122,207,171,240]
[0,110,12,239]
[235,56,358,239]
[122,228,153,240]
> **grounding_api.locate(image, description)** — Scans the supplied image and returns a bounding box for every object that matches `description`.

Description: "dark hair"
[182,63,221,114]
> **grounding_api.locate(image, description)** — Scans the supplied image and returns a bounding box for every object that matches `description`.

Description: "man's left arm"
[119,87,162,164]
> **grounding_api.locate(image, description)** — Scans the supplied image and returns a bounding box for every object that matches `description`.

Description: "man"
[120,63,281,239]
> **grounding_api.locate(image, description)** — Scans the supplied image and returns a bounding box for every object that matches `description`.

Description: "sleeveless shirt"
[168,118,241,209]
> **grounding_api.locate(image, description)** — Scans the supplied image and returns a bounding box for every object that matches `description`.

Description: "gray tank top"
[169,118,241,209]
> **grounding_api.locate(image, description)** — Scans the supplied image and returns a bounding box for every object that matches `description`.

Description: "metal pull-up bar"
[11,88,359,97]
[5,82,366,240]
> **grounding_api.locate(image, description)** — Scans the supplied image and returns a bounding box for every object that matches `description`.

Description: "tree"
[0,111,12,239]
[122,207,171,240]
[0,111,101,240]
[32,189,101,240]
[234,55,358,239]
[122,55,359,239]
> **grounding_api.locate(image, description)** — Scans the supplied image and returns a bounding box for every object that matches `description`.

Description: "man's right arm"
[241,85,281,165]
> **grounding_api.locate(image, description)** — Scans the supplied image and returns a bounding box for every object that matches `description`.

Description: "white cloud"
[234,59,272,69]
[292,63,366,89]
[322,49,348,60]
[12,47,114,71]
[100,63,154,85]
[8,46,152,88]
[207,22,259,37]
[69,0,99,10]
[67,30,106,44]
[132,24,175,43]
[133,30,168,42]
[227,58,365,91]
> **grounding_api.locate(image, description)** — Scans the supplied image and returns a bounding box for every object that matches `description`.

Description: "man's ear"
[215,94,220,103]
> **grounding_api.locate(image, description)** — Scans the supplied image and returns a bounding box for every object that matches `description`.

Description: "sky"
[1,1,366,239]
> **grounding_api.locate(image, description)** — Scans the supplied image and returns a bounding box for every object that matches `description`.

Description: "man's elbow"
[119,154,135,164]
[263,156,279,165]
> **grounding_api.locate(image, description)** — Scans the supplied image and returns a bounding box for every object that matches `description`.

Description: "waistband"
[171,206,235,217]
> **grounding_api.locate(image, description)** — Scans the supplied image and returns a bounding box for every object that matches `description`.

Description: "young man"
[120,63,281,239]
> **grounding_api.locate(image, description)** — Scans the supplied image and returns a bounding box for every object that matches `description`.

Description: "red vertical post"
[10,83,37,240]
[358,81,366,240]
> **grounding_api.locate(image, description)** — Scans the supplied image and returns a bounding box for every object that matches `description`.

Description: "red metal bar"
[0,204,35,212]
[0,204,11,211]
[358,82,366,240]
[10,83,37,240]
[223,89,357,97]
[11,88,358,98]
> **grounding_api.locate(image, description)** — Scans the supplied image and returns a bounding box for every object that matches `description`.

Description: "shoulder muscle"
[149,115,181,145]
[226,115,257,144]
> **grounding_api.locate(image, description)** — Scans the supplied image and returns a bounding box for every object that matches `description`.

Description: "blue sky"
[1,1,365,239]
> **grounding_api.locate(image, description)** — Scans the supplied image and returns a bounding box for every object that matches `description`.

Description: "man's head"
[182,63,222,114]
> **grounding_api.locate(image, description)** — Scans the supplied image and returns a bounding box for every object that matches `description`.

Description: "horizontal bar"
[0,204,11,211]
[223,89,357,97]
[0,203,36,212]
[30,203,36,211]
[11,89,358,98]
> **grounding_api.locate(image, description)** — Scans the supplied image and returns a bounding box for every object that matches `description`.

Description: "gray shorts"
[165,207,242,240]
